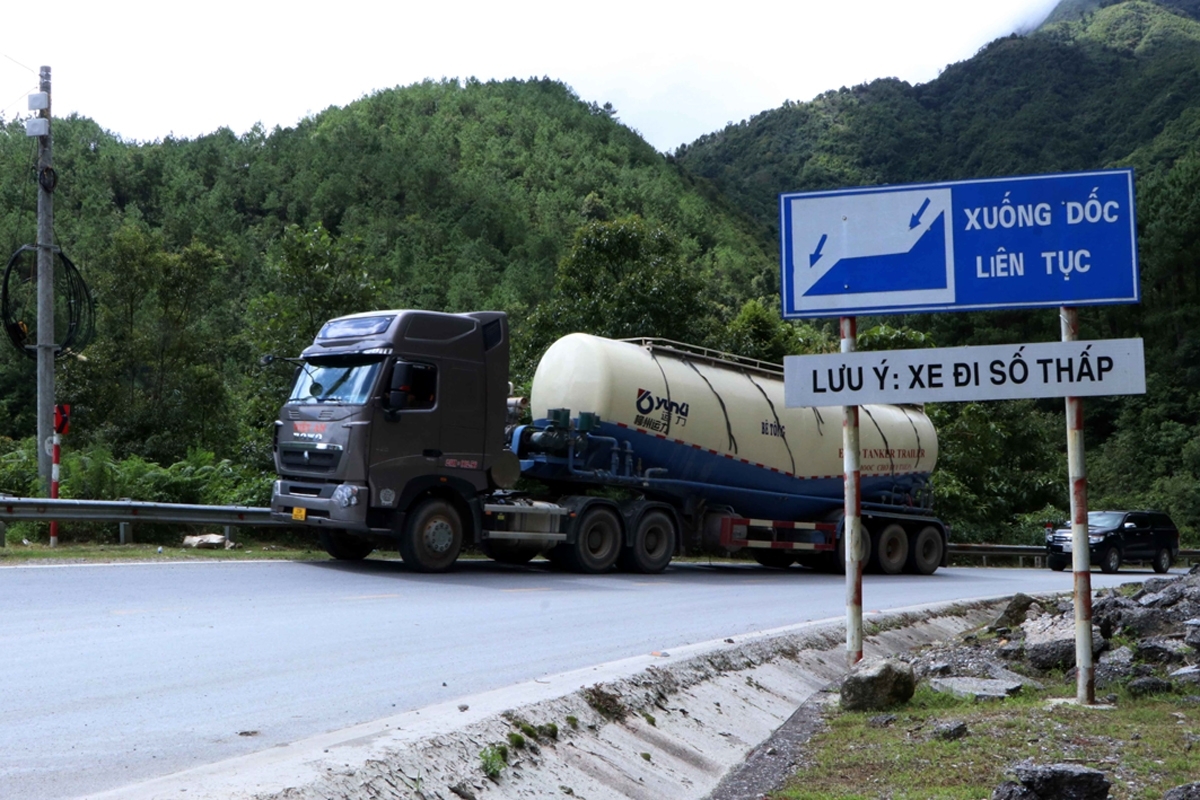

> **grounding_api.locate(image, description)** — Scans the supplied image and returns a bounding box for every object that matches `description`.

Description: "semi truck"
[270,309,949,574]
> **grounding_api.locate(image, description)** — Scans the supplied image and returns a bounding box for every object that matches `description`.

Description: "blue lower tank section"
[518,420,933,521]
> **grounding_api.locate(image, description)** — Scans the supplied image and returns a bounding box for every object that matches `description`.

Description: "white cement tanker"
[530,333,937,516]
[273,310,949,575]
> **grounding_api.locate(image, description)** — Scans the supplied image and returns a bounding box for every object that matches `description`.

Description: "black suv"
[1046,510,1179,574]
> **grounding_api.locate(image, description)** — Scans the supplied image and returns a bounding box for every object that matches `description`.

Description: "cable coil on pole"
[2,244,94,359]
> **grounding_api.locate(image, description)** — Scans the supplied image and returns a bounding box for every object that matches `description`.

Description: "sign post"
[841,317,863,666]
[1062,308,1095,704]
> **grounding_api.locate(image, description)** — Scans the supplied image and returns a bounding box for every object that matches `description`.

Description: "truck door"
[438,361,486,469]
[368,361,441,502]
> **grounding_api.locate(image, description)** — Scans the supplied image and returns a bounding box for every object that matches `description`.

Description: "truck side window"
[407,364,437,409]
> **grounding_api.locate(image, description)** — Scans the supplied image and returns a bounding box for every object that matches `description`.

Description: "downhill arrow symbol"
[809,233,828,267]
[909,197,931,229]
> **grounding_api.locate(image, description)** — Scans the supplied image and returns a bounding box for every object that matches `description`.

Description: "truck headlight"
[332,484,359,508]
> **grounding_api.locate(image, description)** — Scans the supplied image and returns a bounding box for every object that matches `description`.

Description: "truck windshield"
[289,357,383,405]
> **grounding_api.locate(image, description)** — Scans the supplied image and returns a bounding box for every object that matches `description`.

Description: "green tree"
[716,299,835,363]
[60,223,233,463]
[236,223,384,465]
[516,215,716,379]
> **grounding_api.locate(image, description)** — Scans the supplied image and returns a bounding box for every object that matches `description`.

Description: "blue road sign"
[779,169,1139,318]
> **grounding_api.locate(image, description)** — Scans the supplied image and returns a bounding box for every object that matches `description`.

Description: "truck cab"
[271,310,515,569]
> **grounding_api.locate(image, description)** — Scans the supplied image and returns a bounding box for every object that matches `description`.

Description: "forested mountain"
[0,78,774,479]
[0,0,1197,545]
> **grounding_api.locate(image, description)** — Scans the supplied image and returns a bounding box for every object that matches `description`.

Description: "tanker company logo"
[634,388,689,433]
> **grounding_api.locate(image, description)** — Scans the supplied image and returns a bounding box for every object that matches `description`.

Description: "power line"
[1,83,39,119]
[3,54,37,74]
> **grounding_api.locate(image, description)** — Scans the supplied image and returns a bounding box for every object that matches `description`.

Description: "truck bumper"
[271,479,371,532]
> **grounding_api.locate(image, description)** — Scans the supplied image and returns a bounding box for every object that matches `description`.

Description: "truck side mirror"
[389,362,414,411]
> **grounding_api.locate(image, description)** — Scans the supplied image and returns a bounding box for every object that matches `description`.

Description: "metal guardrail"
[0,497,285,527]
[0,497,288,546]
[949,542,1200,566]
[0,498,1196,564]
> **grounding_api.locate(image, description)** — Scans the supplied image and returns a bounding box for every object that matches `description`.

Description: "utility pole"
[35,65,55,498]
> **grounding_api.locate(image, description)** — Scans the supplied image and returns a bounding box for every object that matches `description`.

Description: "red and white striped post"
[1062,307,1095,704]
[49,404,69,547]
[49,433,61,546]
[841,316,864,666]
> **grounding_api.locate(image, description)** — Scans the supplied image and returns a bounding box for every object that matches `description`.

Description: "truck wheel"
[905,526,943,575]
[752,549,796,569]
[870,524,909,575]
[567,506,622,573]
[1152,547,1173,574]
[318,531,375,561]
[400,499,463,573]
[1047,555,1069,571]
[481,539,544,565]
[618,510,675,574]
[1099,546,1121,574]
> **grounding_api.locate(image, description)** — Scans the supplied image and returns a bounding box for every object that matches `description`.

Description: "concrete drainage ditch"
[95,600,1003,800]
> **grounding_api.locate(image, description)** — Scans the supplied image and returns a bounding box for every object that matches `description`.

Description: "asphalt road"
[0,558,1149,799]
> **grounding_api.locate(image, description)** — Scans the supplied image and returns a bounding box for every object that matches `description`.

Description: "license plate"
[1061,541,1072,553]
[292,506,307,521]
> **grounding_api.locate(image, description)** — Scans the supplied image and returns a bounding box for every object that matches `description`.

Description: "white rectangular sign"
[784,339,1145,407]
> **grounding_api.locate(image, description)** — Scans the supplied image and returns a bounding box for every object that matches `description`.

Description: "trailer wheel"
[905,526,943,575]
[400,499,463,573]
[825,524,871,574]
[567,506,622,573]
[870,524,909,575]
[318,531,375,561]
[752,550,796,569]
[619,510,675,574]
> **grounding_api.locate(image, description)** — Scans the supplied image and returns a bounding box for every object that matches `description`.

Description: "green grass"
[774,684,1200,799]
[0,541,331,563]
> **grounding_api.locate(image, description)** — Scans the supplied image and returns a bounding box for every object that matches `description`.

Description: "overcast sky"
[1,0,1061,153]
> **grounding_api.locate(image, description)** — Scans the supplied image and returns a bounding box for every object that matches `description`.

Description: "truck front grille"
[279,446,342,474]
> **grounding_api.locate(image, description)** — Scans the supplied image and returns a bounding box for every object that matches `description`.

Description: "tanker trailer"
[271,309,948,575]
[513,334,945,574]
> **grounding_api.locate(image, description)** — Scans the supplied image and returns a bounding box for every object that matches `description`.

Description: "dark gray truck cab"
[271,309,516,568]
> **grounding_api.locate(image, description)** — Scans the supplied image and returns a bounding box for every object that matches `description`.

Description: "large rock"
[990,593,1041,631]
[1009,761,1111,799]
[1093,595,1182,639]
[993,781,1038,799]
[1094,645,1134,689]
[1021,613,1104,671]
[1164,783,1200,800]
[840,658,915,711]
[1170,666,1200,685]
[1127,676,1173,697]
[1185,619,1200,650]
[1134,637,1190,664]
